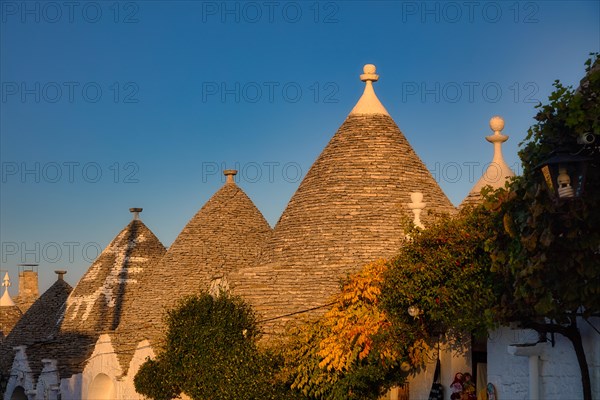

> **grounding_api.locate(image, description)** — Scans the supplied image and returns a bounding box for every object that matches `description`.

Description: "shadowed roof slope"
[232,65,456,332]
[0,274,71,377]
[54,211,166,376]
[61,213,166,333]
[120,171,272,354]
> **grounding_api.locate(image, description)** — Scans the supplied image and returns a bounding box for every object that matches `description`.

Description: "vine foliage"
[484,54,599,400]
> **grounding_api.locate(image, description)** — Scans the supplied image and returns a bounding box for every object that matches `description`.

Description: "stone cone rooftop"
[120,177,272,358]
[55,217,166,376]
[0,277,71,378]
[233,65,456,332]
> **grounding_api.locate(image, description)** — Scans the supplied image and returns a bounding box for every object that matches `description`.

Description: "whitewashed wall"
[487,317,600,400]
[3,346,35,400]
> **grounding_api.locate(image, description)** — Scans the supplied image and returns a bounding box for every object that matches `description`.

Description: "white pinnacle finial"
[464,116,515,200]
[408,192,426,229]
[486,116,511,168]
[350,64,390,116]
[489,115,505,133]
[360,64,379,82]
[487,115,508,145]
[0,272,15,307]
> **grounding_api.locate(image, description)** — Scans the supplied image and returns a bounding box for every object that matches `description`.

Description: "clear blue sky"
[1,1,599,294]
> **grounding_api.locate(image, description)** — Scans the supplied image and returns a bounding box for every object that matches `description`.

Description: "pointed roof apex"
[224,169,237,184]
[350,64,390,116]
[1,272,15,307]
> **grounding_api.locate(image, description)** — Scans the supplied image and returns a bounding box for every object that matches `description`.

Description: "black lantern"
[537,151,591,200]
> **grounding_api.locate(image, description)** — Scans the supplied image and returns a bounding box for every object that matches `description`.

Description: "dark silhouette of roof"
[0,277,71,377]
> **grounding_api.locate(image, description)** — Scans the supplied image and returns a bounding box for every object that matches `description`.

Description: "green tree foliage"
[381,208,498,344]
[135,358,178,400]
[484,54,599,400]
[284,318,341,399]
[486,55,600,321]
[134,292,297,400]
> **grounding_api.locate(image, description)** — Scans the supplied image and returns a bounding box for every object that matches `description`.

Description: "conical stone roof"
[121,171,272,351]
[232,65,456,332]
[0,273,71,377]
[53,210,166,376]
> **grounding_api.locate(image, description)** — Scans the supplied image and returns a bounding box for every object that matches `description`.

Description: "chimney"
[54,270,67,281]
[129,207,143,220]
[224,170,238,184]
[15,264,39,313]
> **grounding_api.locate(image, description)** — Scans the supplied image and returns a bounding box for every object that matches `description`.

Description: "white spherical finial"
[489,115,505,132]
[363,64,376,74]
[360,64,379,82]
